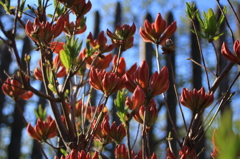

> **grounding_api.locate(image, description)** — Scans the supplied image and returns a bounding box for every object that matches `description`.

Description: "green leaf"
[0,1,5,7]
[196,7,225,42]
[114,90,127,112]
[6,0,10,9]
[0,1,9,14]
[60,149,68,156]
[46,67,54,85]
[54,0,65,18]
[47,14,53,18]
[23,6,29,12]
[212,32,225,41]
[38,0,41,7]
[214,109,240,159]
[185,2,198,20]
[114,90,129,125]
[86,40,92,57]
[19,0,26,16]
[207,16,216,34]
[9,6,15,10]
[34,105,47,120]
[48,83,57,94]
[207,9,214,20]
[68,36,82,58]
[60,49,71,69]
[216,7,227,29]
[117,112,128,126]
[45,67,58,94]
[190,29,196,34]
[64,89,69,98]
[85,39,99,57]
[197,32,207,39]
[196,12,204,28]
[60,37,83,70]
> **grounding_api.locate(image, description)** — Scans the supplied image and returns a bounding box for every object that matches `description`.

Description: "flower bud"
[161,39,175,54]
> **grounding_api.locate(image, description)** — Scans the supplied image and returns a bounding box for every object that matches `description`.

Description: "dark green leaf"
[19,0,26,16]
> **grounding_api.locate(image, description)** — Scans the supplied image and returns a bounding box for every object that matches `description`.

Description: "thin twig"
[155,45,161,72]
[131,123,140,149]
[113,44,123,73]
[211,42,220,76]
[60,58,87,94]
[40,50,70,149]
[227,0,240,25]
[191,19,211,91]
[215,0,235,43]
[210,62,235,93]
[12,0,21,36]
[60,97,77,139]
[45,140,64,149]
[126,121,132,159]
[86,96,109,151]
[84,53,109,134]
[22,11,35,19]
[186,58,216,77]
[0,36,10,45]
[202,97,221,127]
[154,44,181,145]
[141,97,153,159]
[145,130,151,157]
[182,112,196,146]
[27,84,61,102]
[168,54,187,132]
[162,93,181,146]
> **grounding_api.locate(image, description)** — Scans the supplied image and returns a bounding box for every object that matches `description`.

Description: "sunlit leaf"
[60,49,71,69]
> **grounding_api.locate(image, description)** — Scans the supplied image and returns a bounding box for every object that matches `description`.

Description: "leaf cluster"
[185,2,198,20]
[196,7,226,42]
[34,105,47,121]
[60,37,82,70]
